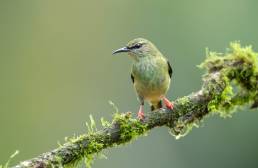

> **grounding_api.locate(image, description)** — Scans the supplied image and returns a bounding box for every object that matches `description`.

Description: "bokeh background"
[0,0,258,167]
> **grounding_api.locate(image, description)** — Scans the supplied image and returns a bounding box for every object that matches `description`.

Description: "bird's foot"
[137,105,145,120]
[162,97,174,110]
[137,111,145,120]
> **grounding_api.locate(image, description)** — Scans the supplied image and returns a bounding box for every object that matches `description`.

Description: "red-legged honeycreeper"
[113,38,174,119]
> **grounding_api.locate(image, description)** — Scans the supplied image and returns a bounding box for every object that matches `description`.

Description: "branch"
[12,43,258,168]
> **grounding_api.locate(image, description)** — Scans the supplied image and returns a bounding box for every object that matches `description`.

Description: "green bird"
[113,38,173,119]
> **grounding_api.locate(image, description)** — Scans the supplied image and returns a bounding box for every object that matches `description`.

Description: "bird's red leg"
[137,105,145,120]
[162,96,174,110]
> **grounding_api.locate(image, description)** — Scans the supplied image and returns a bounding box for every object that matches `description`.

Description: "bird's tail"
[151,100,162,111]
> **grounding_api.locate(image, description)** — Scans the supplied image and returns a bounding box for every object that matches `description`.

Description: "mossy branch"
[12,43,258,168]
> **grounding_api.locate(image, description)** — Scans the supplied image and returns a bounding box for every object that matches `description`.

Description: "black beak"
[112,47,130,55]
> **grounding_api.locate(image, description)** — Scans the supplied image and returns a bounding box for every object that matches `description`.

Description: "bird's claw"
[162,97,174,110]
[165,102,174,110]
[137,111,145,120]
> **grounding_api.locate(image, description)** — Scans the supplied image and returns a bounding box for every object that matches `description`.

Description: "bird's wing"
[167,60,173,78]
[131,73,135,83]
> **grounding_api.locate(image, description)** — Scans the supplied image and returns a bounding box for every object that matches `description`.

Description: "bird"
[112,38,173,119]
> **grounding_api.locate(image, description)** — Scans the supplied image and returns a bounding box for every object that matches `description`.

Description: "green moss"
[64,112,147,168]
[171,123,198,140]
[100,117,111,127]
[175,96,191,115]
[0,150,19,168]
[201,42,258,117]
[170,95,205,138]
[169,42,258,138]
[207,76,234,117]
[73,112,148,167]
[62,133,106,168]
[84,139,104,168]
[113,112,147,144]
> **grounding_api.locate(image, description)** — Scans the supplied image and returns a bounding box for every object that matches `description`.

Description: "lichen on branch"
[12,42,258,168]
[200,43,258,115]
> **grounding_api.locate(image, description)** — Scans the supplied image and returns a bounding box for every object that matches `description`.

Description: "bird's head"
[112,38,159,60]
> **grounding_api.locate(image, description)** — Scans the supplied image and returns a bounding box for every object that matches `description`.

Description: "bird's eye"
[127,43,143,50]
[133,43,142,49]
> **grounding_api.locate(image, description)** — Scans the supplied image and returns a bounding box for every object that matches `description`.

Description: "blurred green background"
[0,0,258,167]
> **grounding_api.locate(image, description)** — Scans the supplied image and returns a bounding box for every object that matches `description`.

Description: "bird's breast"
[135,63,164,85]
[132,58,170,101]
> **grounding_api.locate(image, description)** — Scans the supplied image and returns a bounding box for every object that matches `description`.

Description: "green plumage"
[132,55,171,109]
[113,38,173,111]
